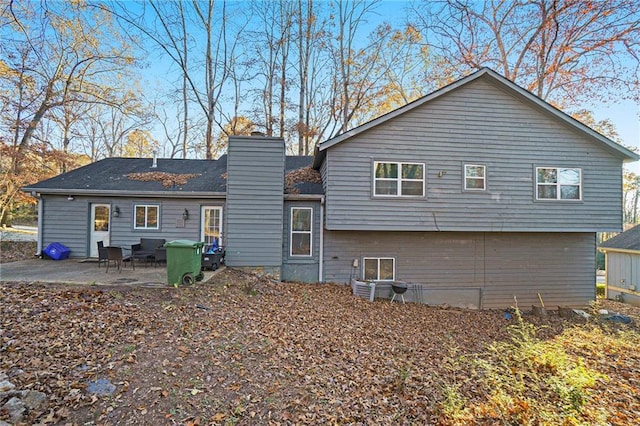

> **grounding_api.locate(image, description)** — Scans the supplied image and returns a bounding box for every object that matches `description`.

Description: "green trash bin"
[164,240,205,286]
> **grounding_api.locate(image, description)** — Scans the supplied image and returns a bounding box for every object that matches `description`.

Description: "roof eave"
[284,194,324,201]
[599,247,640,255]
[22,188,227,199]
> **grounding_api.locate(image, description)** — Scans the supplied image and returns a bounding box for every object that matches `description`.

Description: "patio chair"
[154,247,167,267]
[105,246,123,273]
[97,241,108,268]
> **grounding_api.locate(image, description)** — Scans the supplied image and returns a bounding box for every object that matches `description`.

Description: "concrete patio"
[0,257,221,287]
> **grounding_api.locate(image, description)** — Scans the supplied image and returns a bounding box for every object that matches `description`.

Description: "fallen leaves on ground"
[1,269,639,425]
[0,241,36,262]
[126,172,200,188]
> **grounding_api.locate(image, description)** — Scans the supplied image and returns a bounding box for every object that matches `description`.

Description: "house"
[599,225,640,307]
[23,68,638,309]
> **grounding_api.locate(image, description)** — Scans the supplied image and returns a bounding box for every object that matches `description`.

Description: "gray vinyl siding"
[320,158,328,193]
[225,136,285,268]
[40,195,217,257]
[40,195,89,257]
[323,230,595,309]
[281,200,321,282]
[322,78,624,232]
[108,198,224,248]
[604,251,640,306]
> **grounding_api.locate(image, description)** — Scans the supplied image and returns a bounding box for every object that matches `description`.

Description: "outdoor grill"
[390,281,408,304]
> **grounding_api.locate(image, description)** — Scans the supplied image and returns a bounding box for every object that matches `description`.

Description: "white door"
[90,204,110,257]
[201,206,223,250]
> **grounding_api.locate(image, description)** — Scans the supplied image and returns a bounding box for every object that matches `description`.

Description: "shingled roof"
[600,224,640,251]
[23,155,321,196]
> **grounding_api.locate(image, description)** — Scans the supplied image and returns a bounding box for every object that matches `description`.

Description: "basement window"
[363,257,395,281]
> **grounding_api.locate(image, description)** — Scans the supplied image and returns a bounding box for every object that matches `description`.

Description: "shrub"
[437,309,603,425]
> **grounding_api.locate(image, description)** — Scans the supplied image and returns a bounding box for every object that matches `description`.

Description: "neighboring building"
[600,225,640,307]
[23,68,638,308]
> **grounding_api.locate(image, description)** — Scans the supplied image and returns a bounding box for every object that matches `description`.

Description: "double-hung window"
[363,257,395,281]
[374,161,424,197]
[536,167,582,200]
[134,204,159,229]
[290,207,312,256]
[464,164,486,190]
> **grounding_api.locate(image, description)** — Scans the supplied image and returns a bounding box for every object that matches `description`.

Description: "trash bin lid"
[164,240,205,248]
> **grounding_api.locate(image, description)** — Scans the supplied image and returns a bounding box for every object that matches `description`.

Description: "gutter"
[319,196,325,282]
[36,198,43,256]
[599,247,640,255]
[22,188,227,199]
[284,194,324,201]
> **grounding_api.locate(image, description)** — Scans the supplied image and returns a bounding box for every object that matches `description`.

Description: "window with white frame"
[464,164,486,190]
[374,161,424,197]
[536,167,582,200]
[290,207,312,256]
[134,204,159,229]
[363,257,395,281]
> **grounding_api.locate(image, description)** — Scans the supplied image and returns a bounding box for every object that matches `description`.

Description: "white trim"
[535,167,582,201]
[362,257,396,281]
[201,206,223,246]
[133,204,160,229]
[290,207,313,257]
[464,164,486,191]
[373,161,425,197]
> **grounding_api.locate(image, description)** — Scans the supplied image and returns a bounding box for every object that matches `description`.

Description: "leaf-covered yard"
[1,267,639,425]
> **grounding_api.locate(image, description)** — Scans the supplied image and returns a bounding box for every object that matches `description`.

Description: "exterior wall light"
[113,206,120,218]
[183,208,189,220]
[67,195,74,201]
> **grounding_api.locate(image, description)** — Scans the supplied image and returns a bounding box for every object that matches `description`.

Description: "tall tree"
[411,0,640,107]
[0,0,139,222]
[105,0,247,159]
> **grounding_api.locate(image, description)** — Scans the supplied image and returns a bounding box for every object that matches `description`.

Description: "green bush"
[437,309,603,425]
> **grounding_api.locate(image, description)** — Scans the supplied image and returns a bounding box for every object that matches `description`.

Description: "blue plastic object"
[604,314,632,324]
[43,242,70,260]
[206,237,219,254]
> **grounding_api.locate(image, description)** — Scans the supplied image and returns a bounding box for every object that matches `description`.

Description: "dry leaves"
[1,269,639,425]
[126,172,201,188]
[0,241,36,262]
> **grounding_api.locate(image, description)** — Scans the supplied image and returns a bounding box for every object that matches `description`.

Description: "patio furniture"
[97,241,108,268]
[105,246,123,273]
[154,247,167,267]
[131,238,166,269]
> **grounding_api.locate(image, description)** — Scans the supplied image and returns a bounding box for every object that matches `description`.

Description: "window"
[374,161,424,197]
[464,164,486,190]
[201,206,223,247]
[536,167,582,200]
[134,204,159,229]
[363,257,395,281]
[290,207,312,256]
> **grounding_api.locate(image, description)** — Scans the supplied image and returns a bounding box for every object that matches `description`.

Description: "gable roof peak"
[313,67,638,168]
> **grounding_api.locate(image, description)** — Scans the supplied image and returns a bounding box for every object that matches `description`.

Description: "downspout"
[319,196,325,282]
[37,197,43,256]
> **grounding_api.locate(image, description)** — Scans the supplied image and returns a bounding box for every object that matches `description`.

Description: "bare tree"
[411,0,640,107]
[103,1,248,159]
[0,1,140,221]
